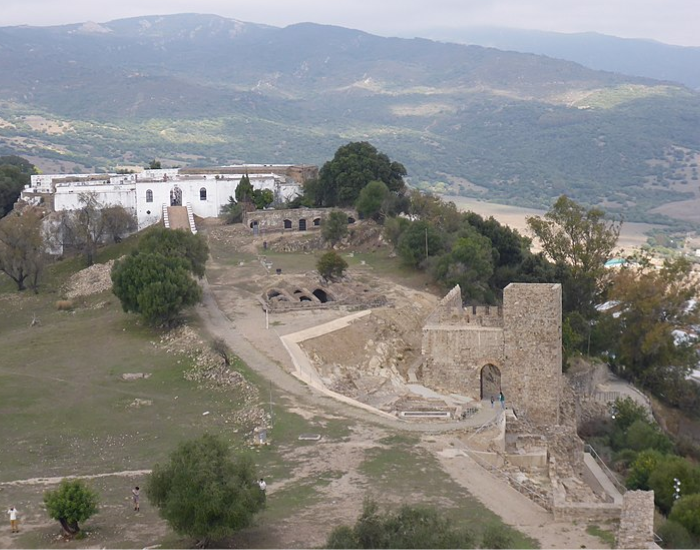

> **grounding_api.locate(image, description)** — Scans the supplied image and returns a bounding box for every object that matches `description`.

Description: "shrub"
[317,251,348,282]
[669,494,700,538]
[648,456,700,514]
[326,499,477,549]
[657,519,694,549]
[481,524,514,549]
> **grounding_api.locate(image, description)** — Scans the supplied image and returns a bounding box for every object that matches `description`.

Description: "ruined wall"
[616,491,657,549]
[243,208,357,233]
[421,325,504,397]
[503,283,562,425]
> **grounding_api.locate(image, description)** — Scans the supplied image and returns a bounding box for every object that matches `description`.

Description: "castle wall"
[421,283,562,424]
[421,325,504,398]
[503,283,562,425]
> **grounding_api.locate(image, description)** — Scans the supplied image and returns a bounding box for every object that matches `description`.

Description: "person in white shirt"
[258,478,267,492]
[7,507,19,533]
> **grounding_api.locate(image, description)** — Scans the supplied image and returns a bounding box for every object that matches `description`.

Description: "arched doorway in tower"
[480,364,501,401]
[170,186,183,206]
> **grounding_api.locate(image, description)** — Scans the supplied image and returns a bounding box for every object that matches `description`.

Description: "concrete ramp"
[166,206,192,232]
[583,452,623,505]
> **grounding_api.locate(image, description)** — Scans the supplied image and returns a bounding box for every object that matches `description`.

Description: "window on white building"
[146,189,153,203]
[200,187,207,201]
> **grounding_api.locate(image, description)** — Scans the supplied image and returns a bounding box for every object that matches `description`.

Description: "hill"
[415,27,700,90]
[0,14,699,223]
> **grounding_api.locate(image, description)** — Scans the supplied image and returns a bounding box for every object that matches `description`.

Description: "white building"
[21,164,314,230]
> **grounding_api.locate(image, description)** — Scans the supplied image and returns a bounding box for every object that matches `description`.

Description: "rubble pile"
[64,260,116,298]
[155,325,270,429]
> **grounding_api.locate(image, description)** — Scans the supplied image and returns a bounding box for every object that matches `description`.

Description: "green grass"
[357,441,537,548]
[586,524,617,548]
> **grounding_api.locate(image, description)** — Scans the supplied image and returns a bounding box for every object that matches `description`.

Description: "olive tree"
[44,479,98,536]
[111,252,202,326]
[321,210,349,247]
[147,434,265,548]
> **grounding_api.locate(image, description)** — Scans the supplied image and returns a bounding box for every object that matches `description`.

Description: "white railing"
[162,204,170,228]
[185,203,197,234]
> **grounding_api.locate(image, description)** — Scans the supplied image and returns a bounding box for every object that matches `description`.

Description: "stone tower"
[503,283,562,425]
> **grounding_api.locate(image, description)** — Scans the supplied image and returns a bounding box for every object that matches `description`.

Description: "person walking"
[258,478,267,492]
[490,395,495,408]
[132,487,140,512]
[499,391,505,410]
[7,507,19,533]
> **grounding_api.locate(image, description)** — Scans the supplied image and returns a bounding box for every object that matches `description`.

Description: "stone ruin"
[421,283,562,425]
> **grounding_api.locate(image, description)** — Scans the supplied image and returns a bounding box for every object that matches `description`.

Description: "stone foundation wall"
[243,207,357,233]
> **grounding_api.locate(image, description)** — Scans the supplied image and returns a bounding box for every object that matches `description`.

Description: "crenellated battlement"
[425,286,503,327]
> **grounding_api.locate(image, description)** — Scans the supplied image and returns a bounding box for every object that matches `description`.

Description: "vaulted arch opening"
[480,364,501,401]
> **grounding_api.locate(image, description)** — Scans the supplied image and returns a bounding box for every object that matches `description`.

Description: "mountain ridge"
[0,13,698,224]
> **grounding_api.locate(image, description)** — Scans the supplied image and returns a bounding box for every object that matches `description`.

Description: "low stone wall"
[616,490,656,549]
[552,502,621,522]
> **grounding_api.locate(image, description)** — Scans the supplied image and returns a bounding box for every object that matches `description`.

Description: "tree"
[147,433,265,548]
[355,180,390,221]
[526,195,621,314]
[138,227,209,278]
[148,159,162,169]
[111,252,202,326]
[43,479,99,536]
[252,188,274,209]
[408,190,462,234]
[607,257,699,400]
[314,142,406,207]
[669,494,700,539]
[626,449,664,490]
[58,192,109,266]
[220,196,247,224]
[396,220,444,267]
[0,156,36,218]
[648,455,700,514]
[0,208,45,291]
[326,499,477,549]
[102,205,137,243]
[656,520,694,549]
[321,210,349,247]
[235,174,254,204]
[433,229,495,303]
[317,250,348,281]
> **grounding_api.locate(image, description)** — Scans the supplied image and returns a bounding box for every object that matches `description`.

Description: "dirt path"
[0,469,152,487]
[425,437,603,549]
[197,278,610,549]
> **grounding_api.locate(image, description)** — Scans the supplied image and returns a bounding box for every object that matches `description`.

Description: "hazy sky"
[3,0,699,47]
